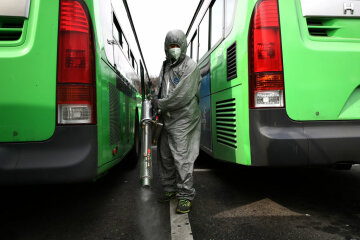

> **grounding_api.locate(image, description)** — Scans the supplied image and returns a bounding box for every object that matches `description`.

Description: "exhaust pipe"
[140,100,153,187]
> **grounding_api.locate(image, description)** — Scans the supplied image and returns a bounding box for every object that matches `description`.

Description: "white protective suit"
[156,30,201,201]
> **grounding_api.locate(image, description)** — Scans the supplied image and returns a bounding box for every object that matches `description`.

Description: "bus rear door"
[0,0,58,142]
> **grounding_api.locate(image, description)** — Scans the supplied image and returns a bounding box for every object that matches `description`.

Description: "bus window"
[225,0,236,31]
[123,37,129,58]
[130,51,135,68]
[210,0,224,47]
[191,32,198,61]
[187,42,191,57]
[135,60,138,74]
[118,30,123,47]
[113,13,123,47]
[113,22,119,43]
[198,10,209,59]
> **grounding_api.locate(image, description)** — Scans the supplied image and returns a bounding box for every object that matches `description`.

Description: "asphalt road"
[191,153,360,240]
[0,151,359,240]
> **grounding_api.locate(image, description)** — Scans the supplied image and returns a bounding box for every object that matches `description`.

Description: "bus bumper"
[0,125,98,184]
[249,109,360,166]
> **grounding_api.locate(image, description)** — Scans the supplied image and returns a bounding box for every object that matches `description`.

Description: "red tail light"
[248,0,284,108]
[57,0,96,124]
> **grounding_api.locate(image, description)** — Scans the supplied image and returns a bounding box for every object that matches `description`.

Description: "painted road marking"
[170,199,193,240]
[194,168,213,172]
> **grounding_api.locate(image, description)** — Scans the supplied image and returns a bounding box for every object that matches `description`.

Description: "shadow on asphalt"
[191,152,360,240]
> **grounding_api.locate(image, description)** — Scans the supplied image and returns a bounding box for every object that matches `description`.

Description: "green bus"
[0,0,147,183]
[187,0,360,168]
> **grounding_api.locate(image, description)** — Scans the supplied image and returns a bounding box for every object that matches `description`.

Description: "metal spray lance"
[121,0,157,187]
[139,97,163,187]
[139,60,164,188]
[140,99,153,187]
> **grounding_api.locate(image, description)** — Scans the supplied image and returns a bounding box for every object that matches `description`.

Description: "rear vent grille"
[0,17,25,41]
[109,83,121,145]
[306,18,339,37]
[215,98,237,149]
[227,42,237,81]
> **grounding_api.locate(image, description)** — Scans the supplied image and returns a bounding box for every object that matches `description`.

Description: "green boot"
[158,192,176,203]
[176,199,192,214]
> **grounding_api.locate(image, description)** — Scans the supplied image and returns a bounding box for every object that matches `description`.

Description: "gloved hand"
[151,98,159,111]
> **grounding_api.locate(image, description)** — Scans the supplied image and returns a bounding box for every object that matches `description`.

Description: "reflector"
[255,73,284,90]
[58,104,92,124]
[57,84,96,124]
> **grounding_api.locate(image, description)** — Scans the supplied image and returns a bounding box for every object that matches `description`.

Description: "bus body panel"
[207,0,253,165]
[97,59,138,172]
[196,0,254,165]
[0,0,58,142]
[0,0,143,183]
[199,59,212,153]
[248,0,360,166]
[279,0,360,121]
[95,0,141,174]
[192,0,360,167]
[249,108,360,166]
[0,125,98,184]
[211,85,252,166]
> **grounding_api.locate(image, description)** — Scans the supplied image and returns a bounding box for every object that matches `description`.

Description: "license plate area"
[300,0,360,18]
[0,0,30,18]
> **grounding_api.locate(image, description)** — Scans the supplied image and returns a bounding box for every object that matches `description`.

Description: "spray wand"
[140,98,153,187]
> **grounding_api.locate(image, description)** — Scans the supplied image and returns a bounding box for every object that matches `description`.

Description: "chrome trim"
[300,0,360,18]
[0,0,31,18]
[140,100,152,123]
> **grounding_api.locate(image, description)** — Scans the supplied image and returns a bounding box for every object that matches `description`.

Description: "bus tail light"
[248,0,284,108]
[57,0,96,124]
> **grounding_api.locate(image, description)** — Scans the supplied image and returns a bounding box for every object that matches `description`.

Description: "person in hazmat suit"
[152,29,201,214]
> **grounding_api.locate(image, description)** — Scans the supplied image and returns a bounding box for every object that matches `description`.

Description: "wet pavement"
[0,150,359,240]
[191,153,360,240]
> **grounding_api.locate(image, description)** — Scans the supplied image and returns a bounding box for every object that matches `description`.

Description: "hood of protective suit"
[164,29,188,65]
